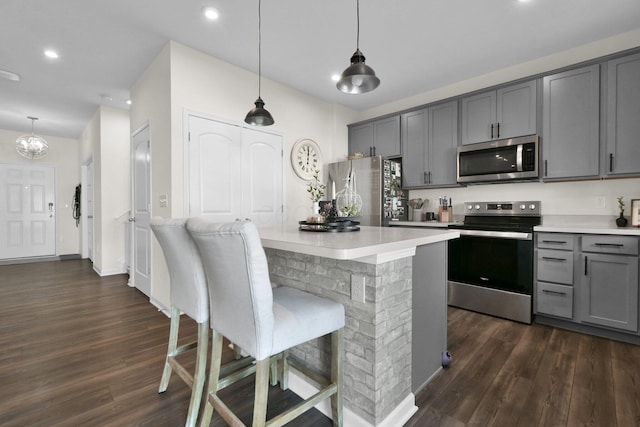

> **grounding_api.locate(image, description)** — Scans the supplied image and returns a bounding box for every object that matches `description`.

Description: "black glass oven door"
[448,234,533,294]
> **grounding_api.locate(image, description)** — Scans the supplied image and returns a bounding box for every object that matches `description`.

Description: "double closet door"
[187,115,283,226]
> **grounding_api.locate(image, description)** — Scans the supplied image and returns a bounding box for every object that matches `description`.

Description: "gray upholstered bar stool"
[187,219,345,427]
[151,217,210,427]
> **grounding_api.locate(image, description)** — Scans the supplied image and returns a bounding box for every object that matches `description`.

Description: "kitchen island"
[258,225,459,427]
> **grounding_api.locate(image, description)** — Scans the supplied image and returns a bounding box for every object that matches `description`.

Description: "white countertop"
[258,225,459,262]
[535,215,640,236]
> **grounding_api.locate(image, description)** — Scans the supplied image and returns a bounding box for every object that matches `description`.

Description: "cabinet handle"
[542,289,567,296]
[584,256,588,275]
[544,160,548,177]
[594,243,624,247]
[428,171,432,184]
[369,147,373,157]
[609,153,613,172]
[423,172,427,184]
[541,240,566,244]
[372,146,376,156]
[496,122,500,138]
[490,123,494,139]
[542,256,567,262]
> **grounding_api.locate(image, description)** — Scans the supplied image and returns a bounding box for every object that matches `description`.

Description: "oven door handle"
[458,229,532,240]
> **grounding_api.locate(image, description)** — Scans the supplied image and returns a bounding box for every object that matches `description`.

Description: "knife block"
[439,206,452,222]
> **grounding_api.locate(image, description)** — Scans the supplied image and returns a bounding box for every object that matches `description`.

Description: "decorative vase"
[616,212,628,227]
[312,201,320,215]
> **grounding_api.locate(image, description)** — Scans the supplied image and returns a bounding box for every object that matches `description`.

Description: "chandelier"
[16,116,49,159]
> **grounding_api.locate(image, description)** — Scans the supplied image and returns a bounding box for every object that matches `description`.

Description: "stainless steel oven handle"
[458,229,532,240]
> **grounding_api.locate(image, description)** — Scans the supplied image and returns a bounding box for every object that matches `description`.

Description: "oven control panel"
[465,201,541,216]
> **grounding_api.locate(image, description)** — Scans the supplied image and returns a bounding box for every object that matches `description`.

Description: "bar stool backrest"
[187,219,275,361]
[150,217,209,324]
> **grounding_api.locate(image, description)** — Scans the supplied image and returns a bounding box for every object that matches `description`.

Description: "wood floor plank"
[610,340,640,427]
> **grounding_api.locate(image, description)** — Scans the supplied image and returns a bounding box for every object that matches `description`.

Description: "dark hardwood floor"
[1,259,639,426]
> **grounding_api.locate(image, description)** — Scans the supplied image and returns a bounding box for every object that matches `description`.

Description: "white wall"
[0,128,80,256]
[97,107,130,275]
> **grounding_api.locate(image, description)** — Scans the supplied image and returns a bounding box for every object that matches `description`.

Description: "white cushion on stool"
[272,286,345,356]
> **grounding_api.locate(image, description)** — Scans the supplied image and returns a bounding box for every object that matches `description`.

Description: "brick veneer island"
[258,225,459,427]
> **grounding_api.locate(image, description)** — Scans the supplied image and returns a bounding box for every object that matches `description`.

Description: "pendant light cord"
[356,0,360,51]
[258,0,262,98]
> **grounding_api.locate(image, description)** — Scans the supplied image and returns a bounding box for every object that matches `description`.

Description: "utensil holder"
[412,208,423,222]
[439,206,451,222]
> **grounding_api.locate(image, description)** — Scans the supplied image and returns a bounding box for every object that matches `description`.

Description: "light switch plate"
[159,194,168,208]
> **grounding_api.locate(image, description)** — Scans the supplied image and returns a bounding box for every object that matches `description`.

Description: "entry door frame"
[80,159,94,260]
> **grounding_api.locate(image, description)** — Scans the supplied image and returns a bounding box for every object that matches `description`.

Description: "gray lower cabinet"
[606,52,640,176]
[580,235,639,332]
[535,232,640,336]
[542,65,600,179]
[461,80,536,145]
[402,100,458,188]
[535,233,576,320]
[348,116,400,158]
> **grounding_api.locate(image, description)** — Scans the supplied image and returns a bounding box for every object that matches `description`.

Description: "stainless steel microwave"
[457,135,539,184]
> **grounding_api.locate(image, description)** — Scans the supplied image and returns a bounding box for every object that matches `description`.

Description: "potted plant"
[616,196,628,227]
[307,169,326,214]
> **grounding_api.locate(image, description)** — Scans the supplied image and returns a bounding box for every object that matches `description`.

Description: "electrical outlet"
[595,196,606,209]
[351,274,366,303]
[159,194,168,208]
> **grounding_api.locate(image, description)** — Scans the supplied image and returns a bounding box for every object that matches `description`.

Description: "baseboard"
[92,265,127,277]
[0,254,81,266]
[288,366,417,427]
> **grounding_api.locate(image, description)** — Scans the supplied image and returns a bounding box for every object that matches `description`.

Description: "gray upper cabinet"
[461,80,537,145]
[348,116,400,158]
[402,100,458,188]
[606,52,640,176]
[542,65,600,180]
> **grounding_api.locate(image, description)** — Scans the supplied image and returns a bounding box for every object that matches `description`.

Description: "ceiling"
[1,0,639,139]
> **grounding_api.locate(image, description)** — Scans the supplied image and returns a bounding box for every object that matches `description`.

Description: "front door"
[131,126,151,297]
[0,163,56,259]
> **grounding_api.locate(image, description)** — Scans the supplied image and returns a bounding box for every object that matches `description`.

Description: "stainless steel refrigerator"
[327,156,407,226]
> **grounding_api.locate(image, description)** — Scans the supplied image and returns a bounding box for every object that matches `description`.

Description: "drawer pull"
[541,256,567,262]
[542,240,567,244]
[594,243,624,247]
[542,289,567,296]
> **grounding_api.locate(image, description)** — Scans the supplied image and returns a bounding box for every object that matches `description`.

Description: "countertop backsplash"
[408,177,640,218]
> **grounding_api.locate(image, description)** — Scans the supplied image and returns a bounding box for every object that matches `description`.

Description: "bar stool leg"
[331,328,344,427]
[185,321,209,427]
[159,306,181,393]
[252,359,271,427]
[199,330,223,427]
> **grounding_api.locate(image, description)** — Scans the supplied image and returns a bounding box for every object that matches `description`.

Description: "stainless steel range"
[447,201,541,324]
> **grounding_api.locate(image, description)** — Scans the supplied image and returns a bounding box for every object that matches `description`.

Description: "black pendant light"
[245,0,274,126]
[337,0,380,94]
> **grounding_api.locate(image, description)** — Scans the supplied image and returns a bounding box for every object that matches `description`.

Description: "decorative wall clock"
[291,138,322,180]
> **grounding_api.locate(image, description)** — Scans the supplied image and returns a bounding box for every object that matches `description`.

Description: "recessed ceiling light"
[126,99,132,105]
[331,74,341,82]
[44,49,59,59]
[203,6,220,20]
[0,69,21,82]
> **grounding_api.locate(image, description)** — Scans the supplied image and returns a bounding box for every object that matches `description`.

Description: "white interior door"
[187,115,242,220]
[241,128,283,226]
[0,163,56,259]
[131,126,151,297]
[85,160,94,260]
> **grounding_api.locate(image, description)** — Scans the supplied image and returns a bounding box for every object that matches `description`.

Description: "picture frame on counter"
[631,199,640,227]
